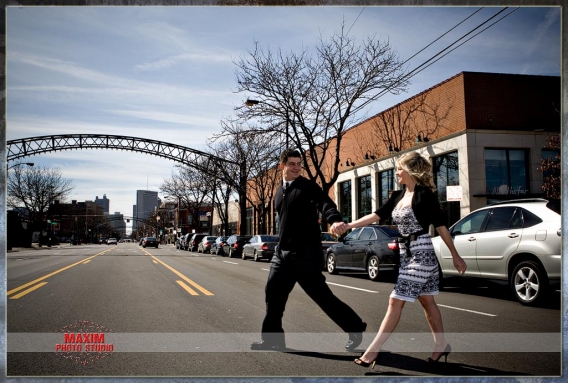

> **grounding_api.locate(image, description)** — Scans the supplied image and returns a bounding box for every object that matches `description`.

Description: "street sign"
[446,185,463,201]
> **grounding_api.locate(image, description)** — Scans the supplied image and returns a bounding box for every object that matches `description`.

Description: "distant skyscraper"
[135,190,159,227]
[108,212,126,237]
[95,194,110,214]
[132,204,137,231]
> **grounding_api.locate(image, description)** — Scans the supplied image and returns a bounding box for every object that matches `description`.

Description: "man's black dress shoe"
[250,340,286,351]
[345,322,367,350]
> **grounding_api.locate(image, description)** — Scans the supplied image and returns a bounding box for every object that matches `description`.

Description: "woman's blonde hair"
[397,151,437,191]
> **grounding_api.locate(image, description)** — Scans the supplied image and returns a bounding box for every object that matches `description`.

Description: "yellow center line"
[9,282,48,299]
[176,281,199,295]
[140,248,214,296]
[7,249,109,296]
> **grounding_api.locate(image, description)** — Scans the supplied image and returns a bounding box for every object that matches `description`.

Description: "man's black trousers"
[260,246,365,345]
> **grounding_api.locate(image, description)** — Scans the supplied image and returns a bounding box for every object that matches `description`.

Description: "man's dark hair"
[279,149,302,164]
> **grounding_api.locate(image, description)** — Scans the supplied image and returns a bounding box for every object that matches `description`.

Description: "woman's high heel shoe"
[427,344,451,363]
[354,352,380,369]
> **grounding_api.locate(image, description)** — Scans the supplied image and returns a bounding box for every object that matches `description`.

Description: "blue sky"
[6,6,561,232]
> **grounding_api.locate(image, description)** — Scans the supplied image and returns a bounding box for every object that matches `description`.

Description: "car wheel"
[254,251,259,262]
[367,255,380,281]
[326,253,338,274]
[143,245,146,248]
[510,260,548,306]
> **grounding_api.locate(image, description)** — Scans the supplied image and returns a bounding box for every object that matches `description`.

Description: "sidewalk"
[8,242,74,253]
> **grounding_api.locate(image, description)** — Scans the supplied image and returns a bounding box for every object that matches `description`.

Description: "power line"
[350,7,515,119]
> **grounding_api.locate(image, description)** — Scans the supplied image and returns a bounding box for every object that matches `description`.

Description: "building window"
[433,151,460,229]
[378,169,394,207]
[485,149,529,196]
[357,175,372,218]
[339,180,352,223]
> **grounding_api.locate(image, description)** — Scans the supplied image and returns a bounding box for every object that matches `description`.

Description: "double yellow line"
[139,248,213,296]
[7,248,114,299]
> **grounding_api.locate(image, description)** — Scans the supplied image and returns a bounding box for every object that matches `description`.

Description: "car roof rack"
[488,198,549,206]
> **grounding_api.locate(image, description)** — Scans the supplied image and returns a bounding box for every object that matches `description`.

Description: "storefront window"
[339,180,352,223]
[378,169,394,207]
[357,175,372,218]
[485,149,529,196]
[433,151,460,229]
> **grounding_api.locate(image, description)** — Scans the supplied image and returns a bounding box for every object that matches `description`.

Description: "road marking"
[261,268,270,271]
[9,282,48,299]
[7,249,109,297]
[223,261,239,265]
[176,280,199,296]
[82,260,91,264]
[326,282,379,293]
[438,304,496,317]
[153,260,158,264]
[140,249,214,296]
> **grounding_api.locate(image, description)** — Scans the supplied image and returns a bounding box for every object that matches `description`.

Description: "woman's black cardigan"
[374,185,446,231]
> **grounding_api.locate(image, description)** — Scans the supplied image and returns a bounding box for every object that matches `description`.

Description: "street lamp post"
[7,162,34,171]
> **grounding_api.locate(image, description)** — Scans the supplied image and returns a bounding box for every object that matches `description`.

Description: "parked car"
[138,237,145,246]
[431,198,561,306]
[223,235,253,258]
[325,225,401,281]
[107,238,118,245]
[142,237,159,248]
[321,231,339,259]
[187,234,207,252]
[197,236,218,253]
[180,233,191,250]
[242,235,279,261]
[100,237,107,245]
[210,236,229,255]
[175,235,185,249]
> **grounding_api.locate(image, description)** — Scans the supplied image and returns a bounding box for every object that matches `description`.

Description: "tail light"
[233,243,239,249]
[219,242,225,246]
[261,243,269,250]
[205,242,211,246]
[388,241,399,250]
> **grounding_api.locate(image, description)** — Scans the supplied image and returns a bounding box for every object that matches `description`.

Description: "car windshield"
[260,235,278,242]
[146,237,156,241]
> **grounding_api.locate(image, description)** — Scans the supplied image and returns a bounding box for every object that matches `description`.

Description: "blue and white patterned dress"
[391,206,439,302]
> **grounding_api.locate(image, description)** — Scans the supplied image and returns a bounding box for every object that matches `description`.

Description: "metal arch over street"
[7,134,248,235]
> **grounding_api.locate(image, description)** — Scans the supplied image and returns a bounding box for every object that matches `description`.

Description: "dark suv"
[325,225,401,281]
[187,233,207,252]
[223,235,253,258]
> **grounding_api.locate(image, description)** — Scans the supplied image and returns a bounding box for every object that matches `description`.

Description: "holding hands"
[330,221,349,236]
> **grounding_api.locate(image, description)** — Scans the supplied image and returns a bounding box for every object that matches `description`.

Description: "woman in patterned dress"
[330,152,467,368]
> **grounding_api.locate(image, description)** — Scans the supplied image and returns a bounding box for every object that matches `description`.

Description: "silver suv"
[431,199,561,306]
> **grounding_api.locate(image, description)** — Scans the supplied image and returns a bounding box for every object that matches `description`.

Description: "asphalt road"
[6,243,562,378]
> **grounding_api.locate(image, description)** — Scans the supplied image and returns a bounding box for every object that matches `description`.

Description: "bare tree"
[7,164,74,231]
[159,162,214,233]
[351,92,454,158]
[212,119,281,234]
[233,22,408,195]
[539,134,560,200]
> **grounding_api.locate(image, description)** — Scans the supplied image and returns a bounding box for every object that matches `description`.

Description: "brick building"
[235,71,559,235]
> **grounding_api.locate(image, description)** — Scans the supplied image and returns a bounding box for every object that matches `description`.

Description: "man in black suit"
[251,149,366,351]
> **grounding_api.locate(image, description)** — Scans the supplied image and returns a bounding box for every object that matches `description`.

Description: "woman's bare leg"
[418,295,448,359]
[357,297,406,364]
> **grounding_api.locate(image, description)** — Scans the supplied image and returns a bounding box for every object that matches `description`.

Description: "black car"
[210,236,229,255]
[223,235,253,258]
[187,234,207,252]
[142,237,159,248]
[325,225,401,281]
